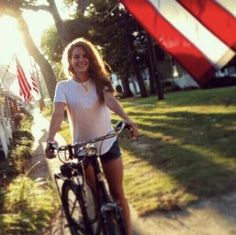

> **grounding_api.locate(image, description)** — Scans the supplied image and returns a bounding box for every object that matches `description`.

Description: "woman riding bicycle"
[45,37,138,235]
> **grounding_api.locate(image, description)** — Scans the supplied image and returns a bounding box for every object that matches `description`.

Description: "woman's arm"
[104,92,138,138]
[45,102,66,158]
[47,102,66,141]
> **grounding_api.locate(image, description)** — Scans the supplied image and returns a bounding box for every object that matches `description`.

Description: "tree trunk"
[48,0,71,46]
[120,74,133,98]
[17,12,57,101]
[148,36,164,100]
[133,58,148,97]
[128,35,148,98]
[147,37,157,94]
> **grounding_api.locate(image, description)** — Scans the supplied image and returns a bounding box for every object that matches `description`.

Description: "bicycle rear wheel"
[61,180,93,235]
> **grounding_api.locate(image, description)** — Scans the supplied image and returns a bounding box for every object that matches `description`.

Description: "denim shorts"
[82,140,121,167]
[100,140,121,163]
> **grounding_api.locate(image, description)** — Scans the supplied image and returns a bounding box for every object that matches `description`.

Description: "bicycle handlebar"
[53,121,131,159]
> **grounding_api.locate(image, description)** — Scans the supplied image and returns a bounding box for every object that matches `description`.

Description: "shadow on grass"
[137,111,236,158]
[120,109,236,218]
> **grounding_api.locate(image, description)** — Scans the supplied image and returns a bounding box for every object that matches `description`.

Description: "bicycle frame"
[53,154,122,235]
[52,121,130,235]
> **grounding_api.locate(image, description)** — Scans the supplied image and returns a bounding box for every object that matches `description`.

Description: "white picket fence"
[0,98,13,158]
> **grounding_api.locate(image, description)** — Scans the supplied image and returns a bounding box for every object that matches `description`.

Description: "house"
[0,89,23,158]
[0,64,22,158]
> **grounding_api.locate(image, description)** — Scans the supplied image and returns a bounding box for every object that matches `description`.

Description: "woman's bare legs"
[85,165,98,218]
[85,158,131,235]
[102,157,131,235]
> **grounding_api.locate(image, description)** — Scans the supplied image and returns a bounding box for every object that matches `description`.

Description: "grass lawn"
[59,86,236,216]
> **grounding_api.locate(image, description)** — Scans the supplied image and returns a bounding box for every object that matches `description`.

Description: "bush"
[12,131,34,146]
[8,131,34,174]
[7,114,34,174]
[0,176,59,235]
[19,113,33,131]
[0,159,17,188]
[10,145,32,173]
[0,112,59,235]
[42,104,53,117]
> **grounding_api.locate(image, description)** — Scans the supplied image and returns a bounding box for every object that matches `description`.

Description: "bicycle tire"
[61,180,93,235]
[102,207,127,235]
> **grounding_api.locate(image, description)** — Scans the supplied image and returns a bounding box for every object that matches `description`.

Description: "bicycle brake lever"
[48,141,59,150]
[115,121,127,131]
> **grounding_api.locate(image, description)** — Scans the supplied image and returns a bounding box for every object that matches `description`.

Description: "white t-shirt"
[54,78,116,155]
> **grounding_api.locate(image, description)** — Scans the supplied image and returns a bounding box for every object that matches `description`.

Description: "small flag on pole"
[30,73,39,94]
[120,0,236,86]
[16,57,32,102]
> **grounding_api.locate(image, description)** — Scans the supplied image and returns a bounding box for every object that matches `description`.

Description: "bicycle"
[51,121,130,235]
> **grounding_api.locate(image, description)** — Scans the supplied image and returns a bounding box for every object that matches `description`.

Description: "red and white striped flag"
[16,57,32,102]
[120,0,236,86]
[30,73,39,94]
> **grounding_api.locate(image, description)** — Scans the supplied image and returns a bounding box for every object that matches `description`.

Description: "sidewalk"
[30,109,236,235]
[30,108,70,235]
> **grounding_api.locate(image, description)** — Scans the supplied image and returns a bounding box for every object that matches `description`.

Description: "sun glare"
[23,10,54,46]
[0,16,20,65]
[0,1,71,68]
[0,16,33,95]
[0,2,69,97]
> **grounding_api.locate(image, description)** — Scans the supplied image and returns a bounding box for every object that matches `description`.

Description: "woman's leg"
[84,164,99,219]
[102,157,131,235]
[85,164,96,190]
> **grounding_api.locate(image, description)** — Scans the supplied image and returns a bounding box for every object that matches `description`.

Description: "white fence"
[0,97,14,158]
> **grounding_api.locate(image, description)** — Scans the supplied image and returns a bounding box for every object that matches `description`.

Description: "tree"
[40,16,92,63]
[0,1,57,101]
[86,1,148,97]
[40,0,148,97]
[23,0,71,46]
[17,12,57,101]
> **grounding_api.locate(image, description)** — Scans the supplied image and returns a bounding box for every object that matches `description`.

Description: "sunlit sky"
[0,0,74,64]
[0,1,75,95]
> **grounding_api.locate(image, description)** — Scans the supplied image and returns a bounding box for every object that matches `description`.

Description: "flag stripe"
[177,0,236,52]
[120,0,216,84]
[120,0,236,85]
[17,67,29,97]
[148,0,235,68]
[16,58,32,102]
[216,0,236,17]
[31,75,39,93]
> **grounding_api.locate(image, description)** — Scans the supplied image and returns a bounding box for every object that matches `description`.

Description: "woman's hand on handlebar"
[45,141,58,159]
[124,118,138,140]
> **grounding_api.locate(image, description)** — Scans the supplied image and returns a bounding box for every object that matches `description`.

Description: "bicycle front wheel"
[103,208,127,235]
[61,180,93,235]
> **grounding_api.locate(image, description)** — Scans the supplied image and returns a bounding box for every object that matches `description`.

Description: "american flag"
[16,57,32,102]
[120,0,236,86]
[30,73,39,94]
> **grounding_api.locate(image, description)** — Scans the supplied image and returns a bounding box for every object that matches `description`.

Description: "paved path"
[29,109,236,235]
